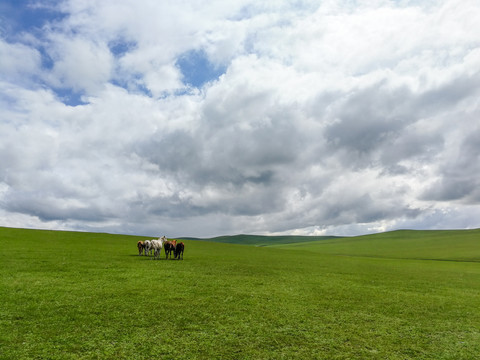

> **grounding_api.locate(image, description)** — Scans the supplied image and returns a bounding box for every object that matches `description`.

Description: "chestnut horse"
[137,241,145,256]
[164,240,177,259]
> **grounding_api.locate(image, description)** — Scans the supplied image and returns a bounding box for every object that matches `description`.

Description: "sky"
[1,0,480,238]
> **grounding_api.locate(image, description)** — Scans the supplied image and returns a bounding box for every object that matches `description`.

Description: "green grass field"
[1,227,479,359]
[181,234,342,246]
[270,229,480,261]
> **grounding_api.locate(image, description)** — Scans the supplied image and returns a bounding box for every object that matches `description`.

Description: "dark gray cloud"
[3,190,112,223]
[325,83,412,155]
[422,127,480,203]
[416,71,480,115]
[379,128,444,175]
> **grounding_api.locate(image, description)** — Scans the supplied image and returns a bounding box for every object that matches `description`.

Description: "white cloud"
[1,0,480,237]
[0,40,42,84]
[44,35,114,93]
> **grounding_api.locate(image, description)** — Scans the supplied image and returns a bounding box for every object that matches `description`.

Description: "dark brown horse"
[137,241,145,256]
[175,242,184,260]
[164,240,177,259]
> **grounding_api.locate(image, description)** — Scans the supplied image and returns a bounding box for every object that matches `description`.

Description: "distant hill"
[178,234,344,246]
[273,229,480,262]
[180,229,480,262]
[2,226,478,262]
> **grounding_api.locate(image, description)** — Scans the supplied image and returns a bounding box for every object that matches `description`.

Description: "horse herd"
[137,235,184,260]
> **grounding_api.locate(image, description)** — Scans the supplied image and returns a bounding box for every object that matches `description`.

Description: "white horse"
[151,236,167,260]
[144,240,154,257]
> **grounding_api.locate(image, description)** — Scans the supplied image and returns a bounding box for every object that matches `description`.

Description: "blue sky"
[177,50,226,89]
[1,1,224,104]
[1,0,480,237]
[0,1,64,34]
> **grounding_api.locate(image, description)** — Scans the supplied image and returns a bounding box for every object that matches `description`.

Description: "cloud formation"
[1,0,480,237]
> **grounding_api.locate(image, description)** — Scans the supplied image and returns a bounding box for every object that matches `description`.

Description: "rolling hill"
[181,229,480,262]
[179,234,343,246]
[272,229,480,262]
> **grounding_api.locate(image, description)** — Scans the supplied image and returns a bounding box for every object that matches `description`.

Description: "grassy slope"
[182,234,342,246]
[272,229,480,262]
[1,227,480,359]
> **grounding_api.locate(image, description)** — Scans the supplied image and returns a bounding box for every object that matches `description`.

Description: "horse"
[174,242,184,260]
[150,240,162,260]
[151,236,167,260]
[164,240,177,259]
[144,240,154,257]
[137,241,145,256]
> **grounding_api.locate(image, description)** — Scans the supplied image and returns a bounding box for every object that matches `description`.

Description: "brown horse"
[137,241,145,256]
[164,240,177,259]
[175,242,184,260]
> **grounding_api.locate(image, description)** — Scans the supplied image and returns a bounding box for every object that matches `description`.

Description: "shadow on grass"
[127,254,186,261]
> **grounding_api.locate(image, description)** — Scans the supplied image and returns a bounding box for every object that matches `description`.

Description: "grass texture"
[180,234,342,246]
[1,227,480,359]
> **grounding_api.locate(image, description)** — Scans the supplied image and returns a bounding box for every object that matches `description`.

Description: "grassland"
[1,227,479,359]
[180,234,342,246]
[270,229,480,262]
